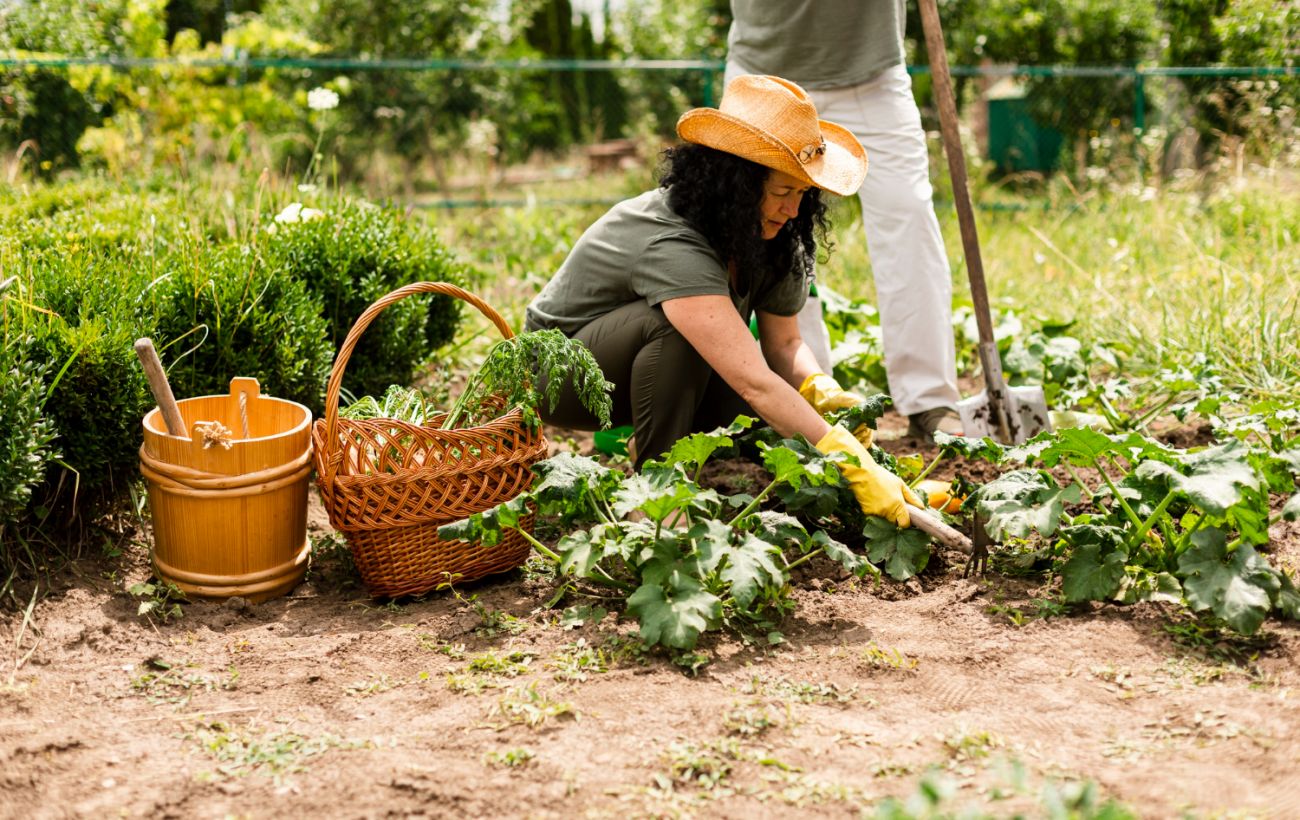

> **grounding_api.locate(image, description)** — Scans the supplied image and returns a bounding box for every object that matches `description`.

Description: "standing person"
[526,74,921,527]
[727,0,963,441]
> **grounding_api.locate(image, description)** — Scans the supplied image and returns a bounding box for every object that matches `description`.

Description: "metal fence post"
[702,68,715,108]
[1134,69,1146,135]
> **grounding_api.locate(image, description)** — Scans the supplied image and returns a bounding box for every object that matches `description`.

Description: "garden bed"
[3,412,1298,818]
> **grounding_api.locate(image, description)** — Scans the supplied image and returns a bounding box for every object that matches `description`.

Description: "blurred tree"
[164,0,263,45]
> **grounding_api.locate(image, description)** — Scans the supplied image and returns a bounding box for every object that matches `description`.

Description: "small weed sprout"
[344,674,398,697]
[449,589,529,638]
[943,729,1003,762]
[661,740,737,792]
[548,639,609,682]
[128,579,186,624]
[722,701,787,737]
[483,747,536,768]
[189,722,363,782]
[130,658,211,705]
[488,682,575,729]
[859,642,918,671]
[467,650,534,678]
[416,634,466,658]
[743,673,857,705]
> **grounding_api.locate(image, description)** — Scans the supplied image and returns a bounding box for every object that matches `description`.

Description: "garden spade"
[917,0,1051,444]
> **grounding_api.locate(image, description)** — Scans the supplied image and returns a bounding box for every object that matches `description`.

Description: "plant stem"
[783,548,824,573]
[727,480,776,527]
[1128,488,1178,553]
[909,452,945,488]
[518,528,562,564]
[1226,513,1282,552]
[1100,456,1145,530]
[1061,463,1096,505]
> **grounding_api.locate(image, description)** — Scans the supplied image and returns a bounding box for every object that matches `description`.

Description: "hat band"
[796,137,826,165]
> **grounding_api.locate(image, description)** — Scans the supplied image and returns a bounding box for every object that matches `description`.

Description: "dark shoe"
[907,407,962,442]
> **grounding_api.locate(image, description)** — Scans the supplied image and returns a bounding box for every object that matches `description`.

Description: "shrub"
[262,199,468,400]
[0,232,156,503]
[152,241,335,412]
[0,333,58,527]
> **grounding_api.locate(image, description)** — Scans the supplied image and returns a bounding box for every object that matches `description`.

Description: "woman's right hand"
[814,425,920,527]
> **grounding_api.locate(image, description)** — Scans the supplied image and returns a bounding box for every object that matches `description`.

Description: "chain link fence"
[2,56,1296,201]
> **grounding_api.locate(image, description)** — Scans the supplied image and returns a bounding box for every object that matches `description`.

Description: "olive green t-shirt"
[525,189,808,336]
[728,0,906,89]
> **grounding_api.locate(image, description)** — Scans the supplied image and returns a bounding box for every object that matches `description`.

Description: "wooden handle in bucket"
[134,337,187,437]
[320,282,517,479]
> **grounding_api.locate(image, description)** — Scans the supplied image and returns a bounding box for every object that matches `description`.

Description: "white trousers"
[725,60,960,417]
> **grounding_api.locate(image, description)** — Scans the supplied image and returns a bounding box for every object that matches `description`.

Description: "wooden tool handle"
[134,338,186,437]
[906,503,974,554]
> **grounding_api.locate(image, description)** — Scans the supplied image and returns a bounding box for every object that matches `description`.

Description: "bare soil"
[3,411,1299,819]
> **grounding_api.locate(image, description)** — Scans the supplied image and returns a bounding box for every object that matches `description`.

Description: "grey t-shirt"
[728,0,906,89]
[525,188,807,336]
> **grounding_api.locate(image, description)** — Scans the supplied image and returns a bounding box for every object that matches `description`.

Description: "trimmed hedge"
[0,182,471,538]
[263,199,467,402]
[153,241,334,412]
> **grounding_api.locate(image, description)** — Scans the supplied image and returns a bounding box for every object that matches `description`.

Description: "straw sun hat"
[676,75,868,196]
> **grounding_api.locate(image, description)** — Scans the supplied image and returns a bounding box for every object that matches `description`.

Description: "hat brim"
[676,108,868,196]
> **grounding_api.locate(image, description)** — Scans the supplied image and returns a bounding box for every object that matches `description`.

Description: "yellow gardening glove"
[815,425,921,528]
[799,372,873,447]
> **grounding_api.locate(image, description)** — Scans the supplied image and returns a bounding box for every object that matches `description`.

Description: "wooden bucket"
[139,377,312,603]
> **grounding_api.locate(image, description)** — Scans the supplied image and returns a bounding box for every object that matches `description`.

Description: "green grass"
[427,165,1299,407]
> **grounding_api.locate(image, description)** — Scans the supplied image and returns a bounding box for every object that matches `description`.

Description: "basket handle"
[321,281,516,476]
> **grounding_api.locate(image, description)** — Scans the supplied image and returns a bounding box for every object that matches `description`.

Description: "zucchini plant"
[441,417,934,650]
[976,427,1300,635]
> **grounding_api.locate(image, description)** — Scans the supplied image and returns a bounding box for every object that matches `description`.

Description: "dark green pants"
[539,300,753,469]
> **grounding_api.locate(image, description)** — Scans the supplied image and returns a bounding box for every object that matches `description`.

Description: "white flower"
[307,87,340,112]
[466,119,499,157]
[274,203,325,224]
[275,203,304,223]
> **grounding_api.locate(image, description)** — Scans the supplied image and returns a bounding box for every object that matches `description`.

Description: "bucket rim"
[142,391,312,444]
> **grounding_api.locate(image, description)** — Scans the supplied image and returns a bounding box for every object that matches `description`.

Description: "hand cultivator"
[918,0,1051,444]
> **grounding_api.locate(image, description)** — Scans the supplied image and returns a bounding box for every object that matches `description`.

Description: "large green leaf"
[1277,448,1300,478]
[530,452,620,522]
[825,393,892,433]
[556,527,619,579]
[1283,492,1300,522]
[1115,568,1182,605]
[813,530,873,578]
[1177,530,1279,636]
[438,494,530,546]
[1135,441,1261,517]
[1038,428,1120,469]
[626,569,722,650]
[861,517,931,580]
[1273,572,1300,621]
[719,534,785,609]
[933,431,1005,464]
[688,519,735,575]
[761,439,842,489]
[1060,544,1128,602]
[659,416,754,472]
[750,511,809,550]
[977,470,1082,540]
[611,468,701,522]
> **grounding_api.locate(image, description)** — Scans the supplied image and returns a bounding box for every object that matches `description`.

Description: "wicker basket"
[312,282,548,597]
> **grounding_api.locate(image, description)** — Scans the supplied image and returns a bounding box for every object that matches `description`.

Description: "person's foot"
[907,407,962,443]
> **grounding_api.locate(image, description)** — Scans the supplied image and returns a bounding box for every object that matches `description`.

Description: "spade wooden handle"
[906,503,974,554]
[133,338,186,437]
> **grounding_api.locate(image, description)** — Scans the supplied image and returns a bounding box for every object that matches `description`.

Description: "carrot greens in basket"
[443,328,613,430]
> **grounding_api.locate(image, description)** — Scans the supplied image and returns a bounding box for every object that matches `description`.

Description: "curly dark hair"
[658,143,832,293]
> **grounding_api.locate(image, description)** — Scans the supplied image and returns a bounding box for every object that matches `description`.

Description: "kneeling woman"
[526,75,919,527]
